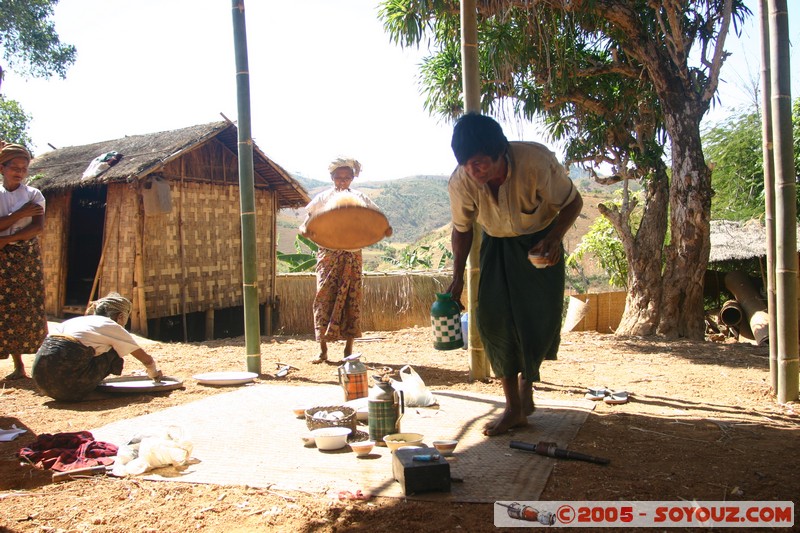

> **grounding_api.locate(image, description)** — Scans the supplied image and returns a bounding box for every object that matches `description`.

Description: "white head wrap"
[328,157,361,177]
[86,292,132,322]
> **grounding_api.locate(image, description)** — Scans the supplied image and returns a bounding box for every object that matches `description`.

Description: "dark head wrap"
[0,143,32,166]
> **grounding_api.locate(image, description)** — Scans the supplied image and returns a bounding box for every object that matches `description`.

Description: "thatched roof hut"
[28,120,309,340]
[709,219,775,263]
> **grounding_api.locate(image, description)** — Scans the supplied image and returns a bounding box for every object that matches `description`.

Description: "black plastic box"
[392,448,451,495]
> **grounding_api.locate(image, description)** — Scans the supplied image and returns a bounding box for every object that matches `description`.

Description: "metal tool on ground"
[496,502,556,525]
[275,362,298,378]
[52,465,112,482]
[509,440,610,465]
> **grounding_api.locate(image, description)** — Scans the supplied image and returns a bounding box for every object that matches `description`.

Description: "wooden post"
[205,308,215,340]
[133,189,149,336]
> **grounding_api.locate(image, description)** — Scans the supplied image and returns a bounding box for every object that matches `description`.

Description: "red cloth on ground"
[18,431,118,472]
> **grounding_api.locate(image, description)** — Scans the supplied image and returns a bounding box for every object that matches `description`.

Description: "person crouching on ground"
[32,292,163,401]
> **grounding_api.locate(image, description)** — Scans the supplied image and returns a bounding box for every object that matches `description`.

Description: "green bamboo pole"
[231,0,261,374]
[758,0,778,392]
[460,0,489,381]
[768,0,798,403]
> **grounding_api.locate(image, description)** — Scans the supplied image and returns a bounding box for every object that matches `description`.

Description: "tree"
[704,99,800,221]
[0,0,76,90]
[379,0,750,339]
[0,94,31,146]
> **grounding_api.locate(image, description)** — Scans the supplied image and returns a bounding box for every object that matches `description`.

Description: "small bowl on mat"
[383,432,424,452]
[311,427,352,451]
[432,439,459,456]
[349,440,375,457]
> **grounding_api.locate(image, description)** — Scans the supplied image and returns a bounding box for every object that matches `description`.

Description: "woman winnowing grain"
[299,157,392,364]
[0,142,47,381]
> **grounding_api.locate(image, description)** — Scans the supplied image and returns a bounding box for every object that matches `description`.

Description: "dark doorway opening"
[65,186,107,307]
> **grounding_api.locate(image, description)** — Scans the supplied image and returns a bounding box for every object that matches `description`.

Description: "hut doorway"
[64,186,107,312]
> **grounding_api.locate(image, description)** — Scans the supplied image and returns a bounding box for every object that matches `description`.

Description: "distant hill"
[278,174,452,251]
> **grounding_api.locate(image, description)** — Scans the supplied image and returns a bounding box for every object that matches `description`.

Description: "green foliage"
[0,95,31,146]
[276,234,317,273]
[0,0,76,79]
[372,177,452,242]
[704,100,800,221]
[567,215,628,290]
[382,242,453,270]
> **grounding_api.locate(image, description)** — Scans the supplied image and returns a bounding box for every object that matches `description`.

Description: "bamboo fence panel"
[568,291,626,333]
[275,271,453,334]
[40,192,69,316]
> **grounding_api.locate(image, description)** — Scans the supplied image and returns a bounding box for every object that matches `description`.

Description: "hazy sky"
[2,0,797,182]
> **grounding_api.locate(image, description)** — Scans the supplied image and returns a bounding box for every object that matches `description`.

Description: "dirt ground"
[1,326,798,532]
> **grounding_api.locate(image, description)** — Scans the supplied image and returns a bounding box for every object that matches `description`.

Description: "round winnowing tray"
[305,205,390,250]
[96,375,184,393]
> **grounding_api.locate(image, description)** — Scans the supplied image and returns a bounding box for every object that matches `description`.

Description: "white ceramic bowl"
[383,432,424,452]
[432,439,459,456]
[311,427,352,450]
[349,440,375,457]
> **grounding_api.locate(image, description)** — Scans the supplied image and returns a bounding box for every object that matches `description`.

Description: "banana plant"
[277,234,318,272]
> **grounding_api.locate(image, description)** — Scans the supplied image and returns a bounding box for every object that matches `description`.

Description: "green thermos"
[430,292,464,350]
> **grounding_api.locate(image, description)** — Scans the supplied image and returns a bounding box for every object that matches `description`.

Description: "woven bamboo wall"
[275,271,452,334]
[139,180,274,318]
[98,183,137,308]
[40,191,70,316]
[568,291,627,333]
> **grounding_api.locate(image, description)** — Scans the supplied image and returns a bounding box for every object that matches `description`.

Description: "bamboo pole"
[758,0,778,391]
[768,0,799,403]
[178,171,188,342]
[231,0,261,374]
[133,188,148,336]
[460,0,489,381]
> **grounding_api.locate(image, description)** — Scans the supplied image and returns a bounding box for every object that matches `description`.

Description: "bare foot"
[4,369,28,381]
[522,395,535,416]
[310,354,328,364]
[483,409,529,436]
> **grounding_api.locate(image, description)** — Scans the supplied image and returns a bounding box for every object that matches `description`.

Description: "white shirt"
[51,315,141,357]
[0,183,46,237]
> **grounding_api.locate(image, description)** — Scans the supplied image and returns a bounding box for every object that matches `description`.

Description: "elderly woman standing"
[32,292,163,401]
[0,143,47,380]
[299,157,392,364]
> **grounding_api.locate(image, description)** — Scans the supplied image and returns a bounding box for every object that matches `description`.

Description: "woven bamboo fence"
[276,272,626,335]
[566,291,627,333]
[275,271,452,334]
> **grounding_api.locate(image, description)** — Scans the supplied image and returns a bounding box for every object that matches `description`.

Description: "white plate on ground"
[193,371,258,386]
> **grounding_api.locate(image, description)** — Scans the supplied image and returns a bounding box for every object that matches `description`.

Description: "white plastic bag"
[112,426,192,477]
[394,365,436,407]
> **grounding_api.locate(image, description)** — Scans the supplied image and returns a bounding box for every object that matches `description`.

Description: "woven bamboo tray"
[305,405,357,432]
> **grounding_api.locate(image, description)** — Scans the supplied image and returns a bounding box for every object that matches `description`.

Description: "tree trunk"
[658,105,712,340]
[623,166,669,336]
[602,161,669,336]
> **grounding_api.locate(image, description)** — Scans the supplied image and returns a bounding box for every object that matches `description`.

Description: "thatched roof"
[709,219,799,263]
[27,120,309,208]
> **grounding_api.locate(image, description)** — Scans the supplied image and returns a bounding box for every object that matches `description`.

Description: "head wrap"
[86,292,132,322]
[328,157,361,177]
[0,143,32,166]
